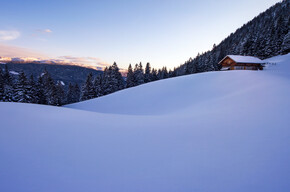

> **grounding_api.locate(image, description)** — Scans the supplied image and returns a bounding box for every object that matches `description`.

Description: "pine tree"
[111,62,124,91]
[42,69,58,105]
[162,67,168,79]
[36,76,47,104]
[151,68,158,81]
[14,71,30,103]
[67,83,74,104]
[27,75,37,103]
[55,81,65,106]
[169,68,177,78]
[102,62,124,95]
[46,79,58,105]
[81,72,95,101]
[74,83,81,102]
[144,62,151,83]
[126,64,135,88]
[48,84,59,106]
[67,83,81,104]
[157,69,162,80]
[133,62,144,85]
[0,68,4,101]
[94,75,103,97]
[185,62,190,74]
[3,65,14,102]
[3,65,12,86]
[101,67,111,95]
[281,31,290,54]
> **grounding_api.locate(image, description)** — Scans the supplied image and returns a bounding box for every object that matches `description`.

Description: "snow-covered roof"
[219,55,264,64]
[220,67,230,71]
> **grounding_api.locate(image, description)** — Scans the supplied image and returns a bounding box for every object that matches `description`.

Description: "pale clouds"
[43,29,52,33]
[0,43,45,58]
[0,30,20,41]
[58,56,110,69]
[0,43,110,70]
[60,56,127,72]
[37,29,52,33]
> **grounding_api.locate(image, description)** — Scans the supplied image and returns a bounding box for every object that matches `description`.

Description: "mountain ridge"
[0,62,103,87]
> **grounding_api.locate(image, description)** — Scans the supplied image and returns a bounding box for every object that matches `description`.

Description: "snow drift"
[0,54,290,192]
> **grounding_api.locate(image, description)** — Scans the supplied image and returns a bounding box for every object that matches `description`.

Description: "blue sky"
[0,0,281,69]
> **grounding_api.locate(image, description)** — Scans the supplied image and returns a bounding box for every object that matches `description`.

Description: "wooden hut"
[219,55,264,70]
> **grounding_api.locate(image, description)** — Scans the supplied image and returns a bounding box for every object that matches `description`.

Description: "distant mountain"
[0,62,103,87]
[174,0,289,75]
[0,56,103,70]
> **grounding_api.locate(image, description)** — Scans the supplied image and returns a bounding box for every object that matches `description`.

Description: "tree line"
[79,62,176,102]
[0,62,176,106]
[0,65,74,106]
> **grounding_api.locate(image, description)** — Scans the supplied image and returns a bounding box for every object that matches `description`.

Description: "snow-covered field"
[1,54,290,192]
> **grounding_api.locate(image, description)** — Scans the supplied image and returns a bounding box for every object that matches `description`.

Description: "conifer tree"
[111,62,125,91]
[144,62,151,83]
[3,65,14,102]
[0,68,4,101]
[81,72,95,101]
[36,76,47,104]
[162,67,168,79]
[42,69,58,105]
[94,75,103,97]
[3,65,12,86]
[126,64,135,88]
[102,67,112,95]
[281,31,290,54]
[157,69,162,80]
[101,67,111,95]
[73,83,81,102]
[74,83,81,102]
[27,75,37,103]
[133,62,144,85]
[67,83,81,104]
[102,62,124,95]
[48,84,59,106]
[185,62,190,75]
[67,83,74,104]
[47,83,57,105]
[55,81,65,105]
[151,68,158,81]
[14,71,30,103]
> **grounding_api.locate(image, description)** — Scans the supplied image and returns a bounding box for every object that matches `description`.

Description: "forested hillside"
[174,0,289,75]
[0,62,124,106]
[0,62,102,87]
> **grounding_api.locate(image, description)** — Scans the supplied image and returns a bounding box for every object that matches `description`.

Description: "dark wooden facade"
[220,56,263,70]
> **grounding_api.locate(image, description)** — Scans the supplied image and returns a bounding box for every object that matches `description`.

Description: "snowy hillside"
[1,54,290,192]
[67,53,290,116]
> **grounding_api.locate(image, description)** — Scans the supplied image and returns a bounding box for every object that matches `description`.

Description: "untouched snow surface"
[1,54,290,192]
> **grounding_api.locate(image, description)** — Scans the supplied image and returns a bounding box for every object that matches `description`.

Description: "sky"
[0,0,281,70]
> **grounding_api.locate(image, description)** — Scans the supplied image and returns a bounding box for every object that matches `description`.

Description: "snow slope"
[1,54,290,192]
[67,54,290,116]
